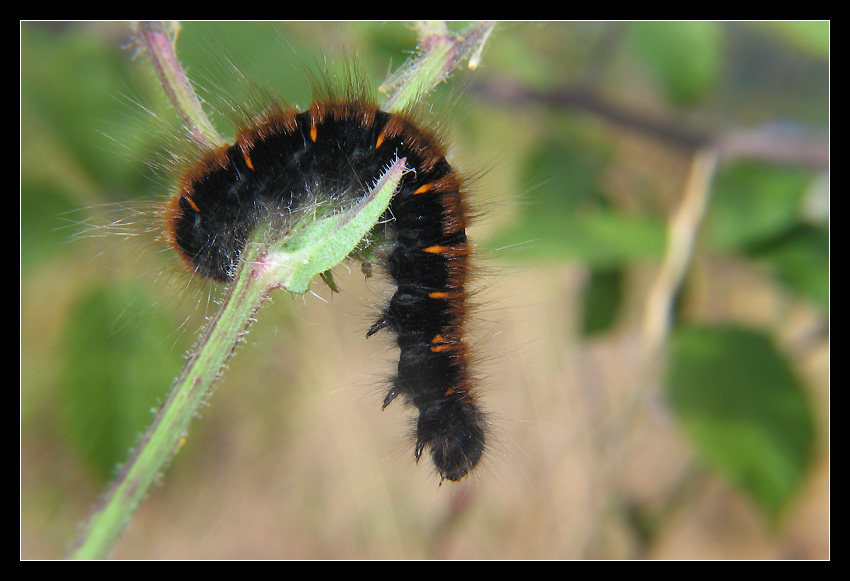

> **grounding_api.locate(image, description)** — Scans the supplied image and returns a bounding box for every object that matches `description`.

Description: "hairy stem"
[382,21,496,113]
[132,21,225,149]
[66,239,269,559]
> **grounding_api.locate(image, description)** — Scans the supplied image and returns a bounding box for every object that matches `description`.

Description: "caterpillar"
[165,98,487,482]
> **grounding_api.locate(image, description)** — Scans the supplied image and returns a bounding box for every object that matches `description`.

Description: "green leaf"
[748,224,829,309]
[488,138,666,266]
[491,207,666,266]
[758,21,829,59]
[580,267,624,336]
[264,157,406,294]
[666,325,816,523]
[20,179,80,271]
[63,284,187,481]
[21,24,162,194]
[704,162,826,308]
[628,21,723,105]
[705,161,815,252]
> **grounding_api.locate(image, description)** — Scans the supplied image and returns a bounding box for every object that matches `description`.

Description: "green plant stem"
[381,21,496,112]
[132,21,225,149]
[67,154,407,559]
[67,21,495,559]
[66,239,269,560]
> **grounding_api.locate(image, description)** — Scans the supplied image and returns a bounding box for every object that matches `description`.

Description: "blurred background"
[21,21,828,559]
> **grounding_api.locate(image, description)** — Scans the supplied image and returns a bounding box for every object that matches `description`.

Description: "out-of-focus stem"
[642,148,718,357]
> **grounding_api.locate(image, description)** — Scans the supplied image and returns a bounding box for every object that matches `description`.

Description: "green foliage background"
[22,22,828,559]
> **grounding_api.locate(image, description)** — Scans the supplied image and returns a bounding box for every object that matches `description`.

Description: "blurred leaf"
[63,284,187,481]
[706,161,814,251]
[705,162,826,307]
[748,224,829,309]
[581,267,624,336]
[666,325,816,523]
[499,209,666,266]
[758,21,829,59]
[174,22,316,136]
[627,21,723,105]
[522,137,610,211]
[489,138,666,265]
[21,24,161,195]
[174,21,398,137]
[20,179,80,271]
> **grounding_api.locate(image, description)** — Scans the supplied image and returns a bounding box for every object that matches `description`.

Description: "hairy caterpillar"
[166,96,487,482]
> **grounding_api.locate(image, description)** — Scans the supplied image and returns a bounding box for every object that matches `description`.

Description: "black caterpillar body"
[166,101,486,481]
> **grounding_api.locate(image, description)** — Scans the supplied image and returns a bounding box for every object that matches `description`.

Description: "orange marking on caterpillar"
[430,334,454,352]
[424,245,449,254]
[242,149,255,171]
[184,194,200,213]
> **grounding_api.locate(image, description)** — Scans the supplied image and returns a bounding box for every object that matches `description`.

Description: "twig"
[642,148,718,358]
[474,79,829,170]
